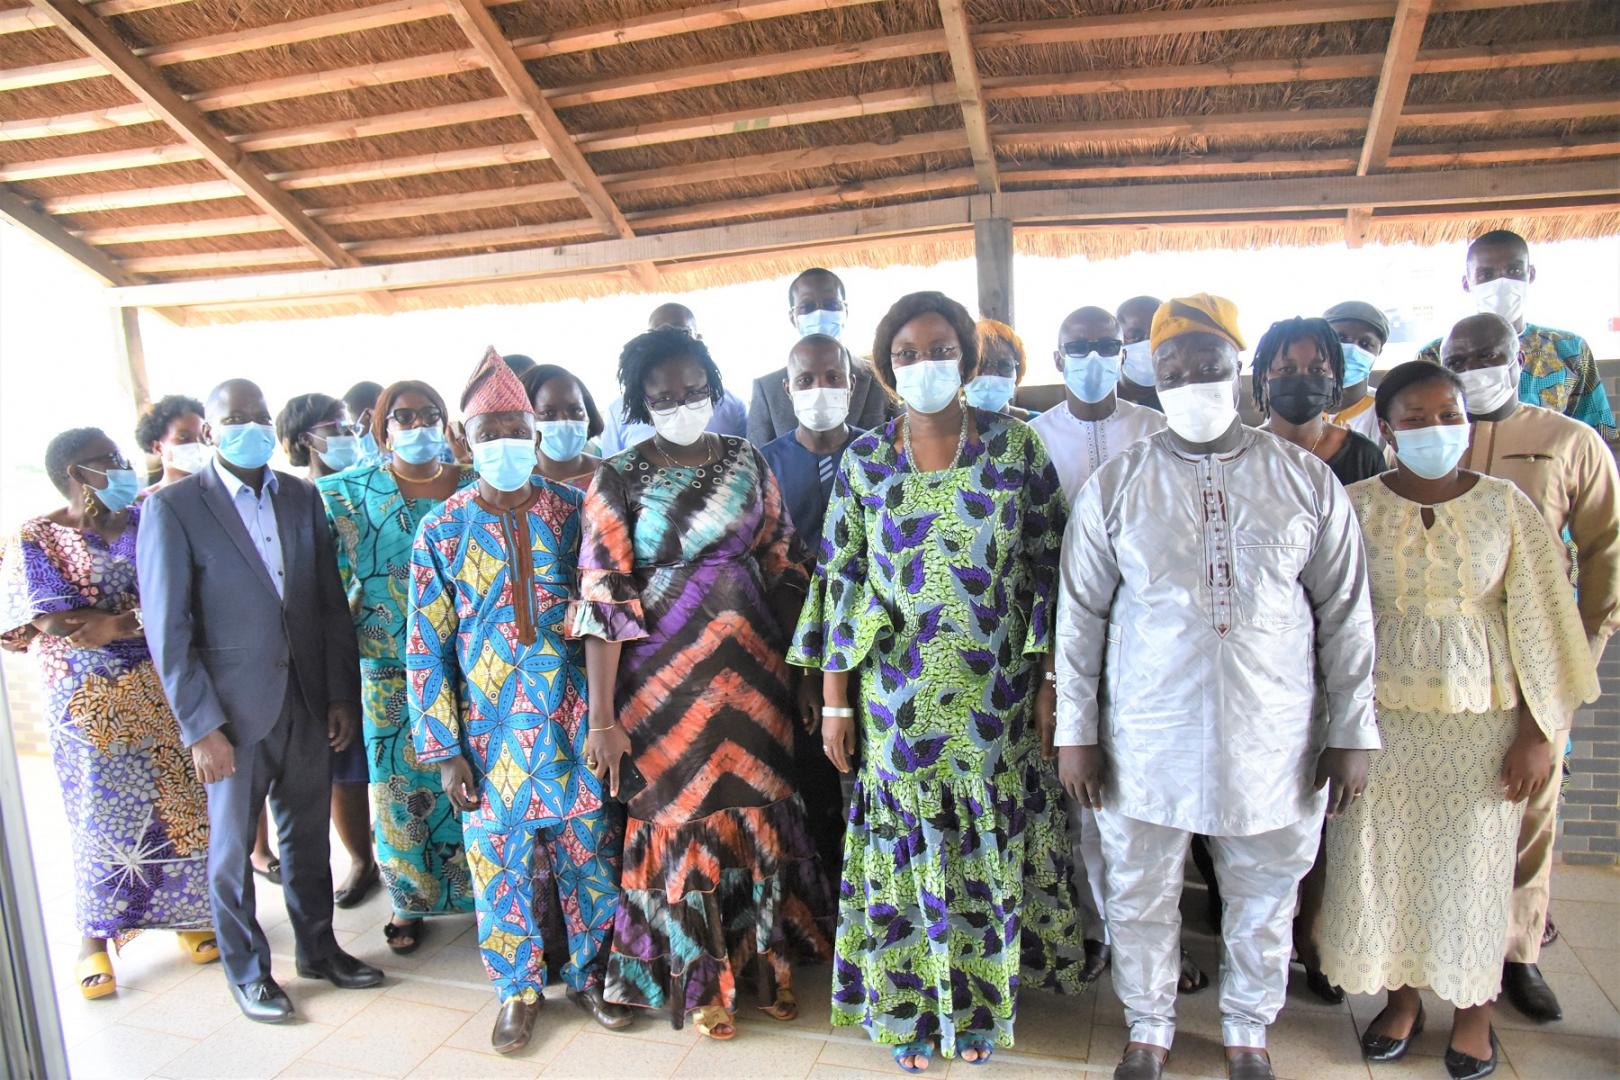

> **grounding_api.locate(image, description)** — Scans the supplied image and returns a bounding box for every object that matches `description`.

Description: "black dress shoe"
[297,950,383,990]
[567,984,633,1030]
[1361,1002,1424,1063]
[1080,939,1111,983]
[1227,1050,1275,1080]
[1502,961,1562,1022]
[1304,966,1346,1004]
[492,998,541,1055]
[230,977,294,1024]
[1444,1027,1499,1080]
[1113,1046,1165,1080]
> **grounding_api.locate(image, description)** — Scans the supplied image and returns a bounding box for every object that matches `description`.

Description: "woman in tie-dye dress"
[567,327,829,1040]
[788,292,1083,1069]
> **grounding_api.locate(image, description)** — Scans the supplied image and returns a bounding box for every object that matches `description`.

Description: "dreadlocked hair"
[1250,316,1345,414]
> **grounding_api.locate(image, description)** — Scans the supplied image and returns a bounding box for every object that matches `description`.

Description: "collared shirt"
[1417,323,1616,440]
[1054,427,1379,836]
[759,427,863,554]
[1028,396,1167,506]
[1462,402,1620,659]
[597,389,749,456]
[212,456,285,599]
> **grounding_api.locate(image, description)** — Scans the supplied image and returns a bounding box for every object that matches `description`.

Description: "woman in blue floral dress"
[789,293,1082,1071]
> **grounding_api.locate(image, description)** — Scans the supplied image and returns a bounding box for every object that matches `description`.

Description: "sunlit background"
[3,219,1616,533]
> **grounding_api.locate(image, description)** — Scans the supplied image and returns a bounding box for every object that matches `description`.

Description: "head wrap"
[1149,293,1246,353]
[461,345,533,418]
[1321,300,1391,345]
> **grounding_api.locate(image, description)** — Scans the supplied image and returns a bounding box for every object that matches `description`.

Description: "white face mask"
[164,441,212,475]
[1158,379,1239,443]
[790,386,850,432]
[1120,340,1156,386]
[1456,361,1520,415]
[1471,276,1527,324]
[650,399,713,446]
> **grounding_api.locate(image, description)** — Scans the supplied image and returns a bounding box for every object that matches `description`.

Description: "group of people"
[3,228,1614,1080]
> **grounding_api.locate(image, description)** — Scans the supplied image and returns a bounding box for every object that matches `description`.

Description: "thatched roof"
[1,0,1616,323]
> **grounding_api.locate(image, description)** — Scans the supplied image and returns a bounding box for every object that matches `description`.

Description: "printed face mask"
[791,387,850,432]
[1063,352,1122,404]
[215,422,276,469]
[1158,379,1239,443]
[651,399,714,446]
[473,437,538,492]
[893,359,961,415]
[1391,423,1471,479]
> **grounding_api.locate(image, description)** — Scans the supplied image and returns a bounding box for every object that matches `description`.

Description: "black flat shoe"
[251,858,282,887]
[1361,1002,1424,1063]
[334,861,379,909]
[1226,1050,1274,1080]
[568,984,633,1030]
[230,977,294,1024]
[1444,1027,1499,1080]
[1178,948,1209,994]
[297,950,383,990]
[1081,939,1111,984]
[1113,1046,1166,1080]
[1502,961,1562,1022]
[1304,966,1345,1004]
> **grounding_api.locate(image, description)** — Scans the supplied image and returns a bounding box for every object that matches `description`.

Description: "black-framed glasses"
[889,344,961,365]
[1060,338,1123,358]
[388,406,444,427]
[78,451,132,472]
[644,387,712,415]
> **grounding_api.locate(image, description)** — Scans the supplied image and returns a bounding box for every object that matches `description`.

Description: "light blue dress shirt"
[597,389,749,455]
[212,456,286,600]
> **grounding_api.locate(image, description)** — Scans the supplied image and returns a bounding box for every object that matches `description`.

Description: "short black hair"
[616,326,723,426]
[1250,317,1345,414]
[1467,229,1529,260]
[787,267,845,305]
[45,427,106,496]
[276,392,343,467]
[871,291,979,392]
[502,353,537,376]
[343,381,384,418]
[1374,360,1466,423]
[134,394,204,453]
[521,364,604,440]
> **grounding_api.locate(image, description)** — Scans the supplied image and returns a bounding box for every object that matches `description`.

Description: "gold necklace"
[390,461,445,485]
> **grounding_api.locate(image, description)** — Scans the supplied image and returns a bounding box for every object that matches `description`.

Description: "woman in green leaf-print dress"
[789,292,1084,1069]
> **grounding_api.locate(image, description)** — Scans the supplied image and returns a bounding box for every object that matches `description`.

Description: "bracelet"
[1041,671,1057,684]
[588,722,619,732]
[822,706,856,718]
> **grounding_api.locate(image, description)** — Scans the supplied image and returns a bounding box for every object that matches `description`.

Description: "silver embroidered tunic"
[1054,426,1379,836]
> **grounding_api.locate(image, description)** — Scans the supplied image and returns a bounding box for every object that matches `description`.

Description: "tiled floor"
[17,757,1620,1079]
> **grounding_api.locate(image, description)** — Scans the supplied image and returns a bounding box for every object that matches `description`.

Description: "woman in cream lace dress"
[1320,362,1597,1080]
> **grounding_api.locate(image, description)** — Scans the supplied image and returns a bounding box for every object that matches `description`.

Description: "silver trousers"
[1067,801,1109,942]
[1096,810,1321,1050]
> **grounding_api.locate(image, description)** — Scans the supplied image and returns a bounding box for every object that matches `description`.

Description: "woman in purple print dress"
[0,428,215,999]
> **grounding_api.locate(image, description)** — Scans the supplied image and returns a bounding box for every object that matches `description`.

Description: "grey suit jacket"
[137,464,360,749]
[747,361,891,446]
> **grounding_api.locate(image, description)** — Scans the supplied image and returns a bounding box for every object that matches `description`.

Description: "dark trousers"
[204,676,338,985]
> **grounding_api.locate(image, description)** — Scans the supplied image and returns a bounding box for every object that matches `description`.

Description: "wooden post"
[115,307,151,412]
[974,216,1013,323]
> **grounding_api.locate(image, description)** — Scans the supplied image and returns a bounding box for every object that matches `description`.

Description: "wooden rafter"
[1360,0,1434,174]
[0,186,141,285]
[936,0,998,192]
[29,0,358,271]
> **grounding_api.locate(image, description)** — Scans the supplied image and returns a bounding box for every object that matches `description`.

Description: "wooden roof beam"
[507,0,882,60]
[1347,0,1432,245]
[32,0,359,271]
[0,186,141,285]
[936,0,998,193]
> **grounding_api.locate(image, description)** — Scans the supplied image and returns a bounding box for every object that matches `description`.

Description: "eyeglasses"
[1060,338,1124,358]
[644,388,712,415]
[79,452,132,472]
[889,344,961,365]
[309,420,349,436]
[387,406,443,428]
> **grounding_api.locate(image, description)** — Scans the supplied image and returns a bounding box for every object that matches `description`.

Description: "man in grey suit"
[138,378,382,1023]
[747,267,891,446]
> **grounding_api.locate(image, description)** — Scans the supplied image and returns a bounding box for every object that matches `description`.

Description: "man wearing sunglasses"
[598,304,748,455]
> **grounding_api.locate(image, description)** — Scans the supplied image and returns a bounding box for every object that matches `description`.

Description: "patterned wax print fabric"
[1321,477,1597,1007]
[788,408,1086,1057]
[1416,323,1616,439]
[0,508,211,940]
[407,482,618,1003]
[319,464,479,919]
[566,435,831,1018]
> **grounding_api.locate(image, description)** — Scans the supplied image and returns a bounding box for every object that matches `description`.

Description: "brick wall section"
[1562,357,1620,865]
[2,648,49,758]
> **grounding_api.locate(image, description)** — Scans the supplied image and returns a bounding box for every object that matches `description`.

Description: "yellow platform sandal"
[176,930,220,965]
[74,952,116,1000]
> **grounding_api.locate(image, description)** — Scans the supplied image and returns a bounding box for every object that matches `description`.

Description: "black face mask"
[1267,374,1336,424]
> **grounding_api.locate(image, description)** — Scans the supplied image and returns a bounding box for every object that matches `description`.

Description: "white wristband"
[822,706,855,718]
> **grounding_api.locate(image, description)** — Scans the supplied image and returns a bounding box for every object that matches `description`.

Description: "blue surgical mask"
[796,309,845,339]
[391,426,446,465]
[473,437,538,493]
[1391,423,1471,480]
[315,434,359,471]
[1341,342,1376,386]
[1063,352,1122,404]
[964,374,1016,412]
[537,419,589,462]
[1120,340,1156,387]
[82,466,141,512]
[893,359,961,415]
[358,430,381,462]
[216,422,276,470]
